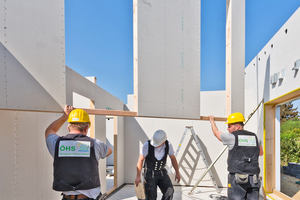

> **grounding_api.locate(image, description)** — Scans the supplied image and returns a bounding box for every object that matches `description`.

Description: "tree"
[280,102,299,123]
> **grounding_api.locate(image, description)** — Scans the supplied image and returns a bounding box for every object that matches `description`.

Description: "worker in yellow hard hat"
[209,113,263,200]
[45,105,112,200]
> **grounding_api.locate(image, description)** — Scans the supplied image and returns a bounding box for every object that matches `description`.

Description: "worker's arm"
[135,154,145,186]
[106,146,113,157]
[45,105,73,139]
[259,145,264,156]
[209,115,223,141]
[170,154,181,183]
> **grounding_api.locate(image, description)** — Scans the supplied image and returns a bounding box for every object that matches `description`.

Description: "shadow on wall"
[0,42,62,111]
[174,135,223,190]
[264,55,271,98]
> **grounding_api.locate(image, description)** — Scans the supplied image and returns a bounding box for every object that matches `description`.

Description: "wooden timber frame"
[0,107,227,122]
[264,87,300,199]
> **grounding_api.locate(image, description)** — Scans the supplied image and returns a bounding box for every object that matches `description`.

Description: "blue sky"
[65,0,300,108]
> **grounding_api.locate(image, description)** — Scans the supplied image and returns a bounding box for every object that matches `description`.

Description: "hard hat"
[68,109,91,127]
[225,112,245,124]
[151,130,167,147]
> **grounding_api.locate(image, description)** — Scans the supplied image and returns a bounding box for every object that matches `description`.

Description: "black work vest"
[227,130,260,175]
[145,140,169,170]
[53,134,100,191]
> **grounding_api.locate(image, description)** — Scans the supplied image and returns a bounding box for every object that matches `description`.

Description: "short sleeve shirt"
[140,141,175,160]
[220,132,262,150]
[46,133,108,199]
[46,133,108,160]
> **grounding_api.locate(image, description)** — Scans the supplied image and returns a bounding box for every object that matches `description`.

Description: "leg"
[227,173,247,200]
[157,172,174,200]
[246,176,261,200]
[144,171,158,200]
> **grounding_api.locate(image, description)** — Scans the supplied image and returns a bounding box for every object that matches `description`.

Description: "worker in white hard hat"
[209,113,263,200]
[135,130,180,200]
[45,105,112,200]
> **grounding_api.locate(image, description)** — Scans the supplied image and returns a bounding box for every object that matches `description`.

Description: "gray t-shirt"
[46,133,108,199]
[220,132,262,150]
[140,141,175,160]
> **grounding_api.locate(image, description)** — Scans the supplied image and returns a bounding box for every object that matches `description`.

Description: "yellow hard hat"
[225,112,245,124]
[68,109,91,126]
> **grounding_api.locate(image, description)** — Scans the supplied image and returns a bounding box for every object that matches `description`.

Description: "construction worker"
[209,113,264,200]
[45,105,112,200]
[135,130,181,200]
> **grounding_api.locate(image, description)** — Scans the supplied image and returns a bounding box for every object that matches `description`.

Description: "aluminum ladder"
[170,126,220,193]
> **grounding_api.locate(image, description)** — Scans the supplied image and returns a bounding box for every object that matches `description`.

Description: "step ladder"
[170,126,220,193]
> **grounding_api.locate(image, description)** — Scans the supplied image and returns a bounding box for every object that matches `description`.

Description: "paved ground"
[106,184,228,200]
[105,176,269,200]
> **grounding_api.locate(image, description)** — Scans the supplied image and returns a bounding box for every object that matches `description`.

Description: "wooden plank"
[273,189,293,200]
[225,0,245,115]
[293,190,300,200]
[113,116,118,188]
[89,101,95,138]
[265,88,300,105]
[0,107,227,121]
[265,104,276,192]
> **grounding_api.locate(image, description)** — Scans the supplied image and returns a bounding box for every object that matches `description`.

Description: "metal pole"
[188,146,227,195]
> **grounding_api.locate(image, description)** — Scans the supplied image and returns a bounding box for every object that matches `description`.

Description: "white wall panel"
[0,0,65,111]
[0,43,6,107]
[245,8,300,191]
[125,91,228,187]
[0,110,61,200]
[134,0,200,119]
[246,8,300,104]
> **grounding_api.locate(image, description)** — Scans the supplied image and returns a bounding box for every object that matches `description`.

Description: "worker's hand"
[64,105,74,117]
[135,176,141,187]
[175,172,181,183]
[209,115,214,122]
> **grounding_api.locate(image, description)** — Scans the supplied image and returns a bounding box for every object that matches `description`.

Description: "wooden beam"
[0,108,227,121]
[82,108,227,121]
[273,189,293,200]
[82,108,137,117]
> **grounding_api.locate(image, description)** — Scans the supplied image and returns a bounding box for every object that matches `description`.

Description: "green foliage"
[280,102,299,123]
[281,118,300,133]
[280,121,300,166]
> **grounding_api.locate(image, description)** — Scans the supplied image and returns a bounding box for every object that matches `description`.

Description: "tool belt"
[234,173,258,185]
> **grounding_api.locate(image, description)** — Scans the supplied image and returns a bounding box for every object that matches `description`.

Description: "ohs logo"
[60,143,90,152]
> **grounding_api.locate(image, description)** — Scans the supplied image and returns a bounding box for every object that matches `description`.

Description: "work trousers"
[227,173,261,200]
[144,169,174,200]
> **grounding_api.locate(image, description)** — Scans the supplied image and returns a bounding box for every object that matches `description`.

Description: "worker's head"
[151,130,167,147]
[225,112,245,133]
[67,109,91,133]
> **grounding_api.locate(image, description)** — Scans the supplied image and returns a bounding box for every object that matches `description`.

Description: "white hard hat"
[151,130,167,147]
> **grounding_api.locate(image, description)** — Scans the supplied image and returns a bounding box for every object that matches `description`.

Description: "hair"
[68,122,89,132]
[234,122,244,127]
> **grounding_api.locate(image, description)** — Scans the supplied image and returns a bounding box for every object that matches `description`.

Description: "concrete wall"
[245,7,300,192]
[124,91,229,188]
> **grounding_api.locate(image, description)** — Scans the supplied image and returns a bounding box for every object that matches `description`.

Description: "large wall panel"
[134,0,200,119]
[0,0,65,111]
[125,91,228,187]
[245,8,300,193]
[0,110,61,199]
